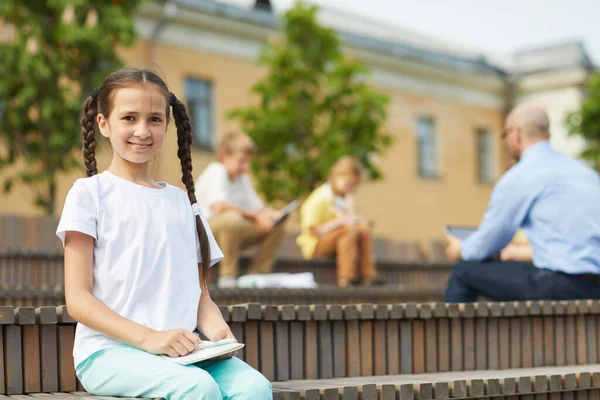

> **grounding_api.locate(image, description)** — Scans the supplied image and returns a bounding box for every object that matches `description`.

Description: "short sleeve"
[193,204,224,267]
[242,175,264,212]
[56,179,98,247]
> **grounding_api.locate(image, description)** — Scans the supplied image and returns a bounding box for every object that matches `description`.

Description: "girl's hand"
[208,327,239,361]
[207,326,237,343]
[141,328,200,357]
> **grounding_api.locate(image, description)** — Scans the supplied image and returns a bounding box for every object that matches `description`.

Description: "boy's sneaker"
[217,276,237,289]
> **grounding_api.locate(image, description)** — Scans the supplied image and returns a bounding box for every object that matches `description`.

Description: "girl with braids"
[56,68,272,399]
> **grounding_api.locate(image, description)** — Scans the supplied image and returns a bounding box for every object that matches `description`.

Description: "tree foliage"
[566,73,600,171]
[229,2,392,203]
[0,0,142,214]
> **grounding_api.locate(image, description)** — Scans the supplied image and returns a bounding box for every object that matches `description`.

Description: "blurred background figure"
[195,132,286,288]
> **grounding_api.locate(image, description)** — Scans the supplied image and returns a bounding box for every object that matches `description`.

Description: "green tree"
[229,2,392,203]
[0,0,142,214]
[566,73,600,170]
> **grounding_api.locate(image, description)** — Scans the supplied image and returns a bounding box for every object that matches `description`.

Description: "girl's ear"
[97,113,109,138]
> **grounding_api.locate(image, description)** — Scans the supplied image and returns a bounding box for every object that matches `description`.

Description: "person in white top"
[57,68,272,399]
[195,132,287,288]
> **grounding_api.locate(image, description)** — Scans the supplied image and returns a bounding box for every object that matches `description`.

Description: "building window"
[477,128,495,183]
[185,78,213,149]
[416,116,438,178]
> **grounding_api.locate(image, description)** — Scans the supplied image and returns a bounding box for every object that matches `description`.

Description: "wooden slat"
[577,314,588,365]
[533,317,544,367]
[23,325,41,393]
[438,317,450,372]
[346,319,361,377]
[259,321,275,381]
[5,325,23,394]
[305,320,318,379]
[522,316,533,368]
[289,321,304,380]
[318,320,333,379]
[566,316,577,365]
[487,317,499,370]
[499,315,510,370]
[40,325,59,392]
[448,303,463,371]
[373,319,386,375]
[245,320,259,370]
[544,316,555,366]
[359,320,374,376]
[275,321,290,381]
[587,315,598,364]
[386,319,400,375]
[425,318,437,373]
[555,315,566,366]
[58,325,76,392]
[332,319,346,378]
[400,319,412,374]
[464,316,476,371]
[412,319,425,374]
[475,317,487,370]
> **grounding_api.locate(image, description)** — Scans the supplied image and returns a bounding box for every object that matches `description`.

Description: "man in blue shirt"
[444,103,600,302]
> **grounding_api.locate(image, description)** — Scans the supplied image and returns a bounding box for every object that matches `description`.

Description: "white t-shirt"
[194,162,264,219]
[56,171,223,367]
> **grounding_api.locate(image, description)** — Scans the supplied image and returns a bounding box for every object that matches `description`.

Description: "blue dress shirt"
[461,141,600,274]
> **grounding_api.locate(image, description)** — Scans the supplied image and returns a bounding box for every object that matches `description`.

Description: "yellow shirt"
[297,184,338,259]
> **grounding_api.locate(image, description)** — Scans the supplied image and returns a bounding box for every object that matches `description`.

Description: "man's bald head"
[506,103,551,139]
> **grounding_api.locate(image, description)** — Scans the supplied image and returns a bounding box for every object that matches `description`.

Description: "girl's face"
[97,84,169,166]
[332,174,359,196]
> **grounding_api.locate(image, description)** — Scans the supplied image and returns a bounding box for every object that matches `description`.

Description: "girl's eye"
[151,117,162,123]
[123,116,135,122]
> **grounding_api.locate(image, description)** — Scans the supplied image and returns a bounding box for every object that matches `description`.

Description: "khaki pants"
[209,210,286,278]
[313,225,376,285]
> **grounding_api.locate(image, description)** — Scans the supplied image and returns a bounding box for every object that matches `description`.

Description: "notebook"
[272,200,300,227]
[162,339,245,365]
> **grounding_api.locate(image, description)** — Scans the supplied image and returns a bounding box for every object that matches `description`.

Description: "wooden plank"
[587,315,598,364]
[360,320,374,376]
[245,321,259,369]
[289,321,304,380]
[438,317,450,372]
[0,325,5,394]
[522,316,533,368]
[555,316,566,366]
[259,321,275,381]
[318,320,333,379]
[475,317,487,370]
[533,317,544,367]
[510,316,521,368]
[566,316,577,365]
[425,318,437,372]
[488,317,499,370]
[305,320,318,379]
[23,325,41,393]
[275,321,290,381]
[412,319,425,374]
[577,314,588,365]
[5,325,23,394]
[230,322,245,361]
[464,317,475,371]
[499,315,510,370]
[400,320,412,374]
[543,316,555,366]
[346,319,361,377]
[450,317,463,371]
[40,325,59,392]
[373,320,387,375]
[332,320,346,378]
[58,325,76,392]
[386,320,400,375]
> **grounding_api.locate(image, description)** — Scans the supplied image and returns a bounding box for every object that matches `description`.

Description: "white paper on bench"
[162,339,245,365]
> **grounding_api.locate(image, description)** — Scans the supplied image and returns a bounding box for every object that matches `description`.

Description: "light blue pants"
[76,344,272,399]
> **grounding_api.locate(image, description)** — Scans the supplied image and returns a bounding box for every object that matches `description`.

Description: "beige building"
[0,0,596,244]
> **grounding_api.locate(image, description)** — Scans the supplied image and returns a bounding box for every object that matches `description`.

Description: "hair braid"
[171,95,212,284]
[80,96,98,177]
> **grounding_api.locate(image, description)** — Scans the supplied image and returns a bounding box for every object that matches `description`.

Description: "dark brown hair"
[79,68,212,286]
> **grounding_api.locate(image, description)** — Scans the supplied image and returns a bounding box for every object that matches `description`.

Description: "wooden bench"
[0,250,452,307]
[273,366,600,399]
[1,300,599,396]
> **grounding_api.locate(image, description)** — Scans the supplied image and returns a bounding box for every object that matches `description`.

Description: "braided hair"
[79,69,212,284]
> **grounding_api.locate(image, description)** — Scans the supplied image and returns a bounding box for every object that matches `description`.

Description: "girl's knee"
[239,373,272,399]
[177,370,221,400]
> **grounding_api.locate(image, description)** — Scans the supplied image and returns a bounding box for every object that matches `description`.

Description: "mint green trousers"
[76,344,272,399]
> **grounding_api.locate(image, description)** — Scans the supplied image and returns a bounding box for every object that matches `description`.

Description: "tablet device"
[444,225,477,241]
[272,200,300,226]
